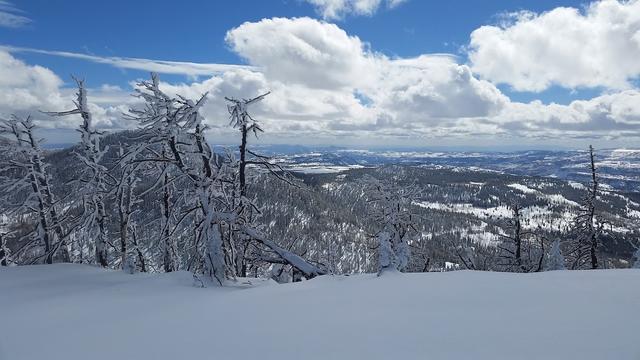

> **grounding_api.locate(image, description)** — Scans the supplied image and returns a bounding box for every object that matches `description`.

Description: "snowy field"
[1,265,639,360]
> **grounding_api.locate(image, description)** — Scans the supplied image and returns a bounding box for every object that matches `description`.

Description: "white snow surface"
[1,264,639,360]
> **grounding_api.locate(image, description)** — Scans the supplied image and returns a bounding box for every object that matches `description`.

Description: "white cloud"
[0,50,139,130]
[0,50,64,112]
[215,17,517,143]
[225,17,376,89]
[2,14,640,145]
[373,55,508,120]
[1,45,255,77]
[304,0,407,20]
[468,0,640,92]
[493,90,640,138]
[0,1,31,28]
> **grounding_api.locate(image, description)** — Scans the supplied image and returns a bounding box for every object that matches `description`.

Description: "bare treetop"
[225,92,270,136]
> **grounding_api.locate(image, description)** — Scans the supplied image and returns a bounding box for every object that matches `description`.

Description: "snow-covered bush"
[545,240,566,271]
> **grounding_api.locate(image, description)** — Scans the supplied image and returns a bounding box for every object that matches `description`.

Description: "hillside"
[23,132,638,271]
[0,265,638,360]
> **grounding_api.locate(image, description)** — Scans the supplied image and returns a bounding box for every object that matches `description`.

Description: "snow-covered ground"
[1,265,639,360]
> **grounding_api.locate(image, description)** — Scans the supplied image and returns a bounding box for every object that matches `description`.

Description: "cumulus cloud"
[303,0,407,20]
[468,0,640,92]
[493,90,640,138]
[0,50,138,130]
[224,17,506,126]
[225,17,376,89]
[373,56,508,120]
[0,50,64,112]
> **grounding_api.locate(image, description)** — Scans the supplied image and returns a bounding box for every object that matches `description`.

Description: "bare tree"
[225,92,270,200]
[44,78,111,267]
[128,73,324,283]
[0,115,69,264]
[225,93,300,277]
[0,220,8,266]
[568,145,600,270]
[114,148,142,271]
[159,146,177,272]
[128,73,229,284]
[496,204,544,272]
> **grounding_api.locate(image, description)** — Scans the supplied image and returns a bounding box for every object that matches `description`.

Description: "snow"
[507,183,538,194]
[1,264,639,360]
[508,183,580,207]
[568,181,586,189]
[288,164,365,174]
[413,201,512,219]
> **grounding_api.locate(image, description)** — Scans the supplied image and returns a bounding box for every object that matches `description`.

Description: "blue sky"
[4,0,591,102]
[1,0,639,148]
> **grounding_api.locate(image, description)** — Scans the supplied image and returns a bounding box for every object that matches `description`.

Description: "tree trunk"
[131,227,146,272]
[239,124,248,197]
[161,163,174,273]
[588,145,599,269]
[514,205,522,270]
[96,198,109,267]
[0,233,7,266]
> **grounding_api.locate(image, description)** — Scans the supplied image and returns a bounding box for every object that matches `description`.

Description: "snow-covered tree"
[363,176,416,275]
[545,240,566,271]
[128,73,324,283]
[0,115,69,264]
[44,78,111,267]
[0,221,8,266]
[225,92,270,201]
[632,246,640,269]
[114,148,141,271]
[497,204,544,272]
[224,92,297,277]
[159,145,177,273]
[128,73,228,284]
[568,145,600,270]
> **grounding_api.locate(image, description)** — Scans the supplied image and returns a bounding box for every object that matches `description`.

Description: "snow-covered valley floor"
[1,265,639,360]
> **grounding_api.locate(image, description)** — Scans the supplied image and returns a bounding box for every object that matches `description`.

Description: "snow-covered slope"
[1,265,639,360]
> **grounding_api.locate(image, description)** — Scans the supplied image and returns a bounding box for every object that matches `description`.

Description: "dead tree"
[160,146,176,272]
[0,115,69,264]
[129,73,324,284]
[44,78,112,267]
[568,145,600,270]
[0,223,8,266]
[128,73,228,284]
[114,148,141,270]
[496,204,544,272]
[225,92,298,277]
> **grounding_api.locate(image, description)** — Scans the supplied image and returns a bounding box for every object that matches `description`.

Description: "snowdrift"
[1,265,638,360]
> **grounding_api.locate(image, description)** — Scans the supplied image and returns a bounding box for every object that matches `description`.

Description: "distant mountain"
[251,146,640,192]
